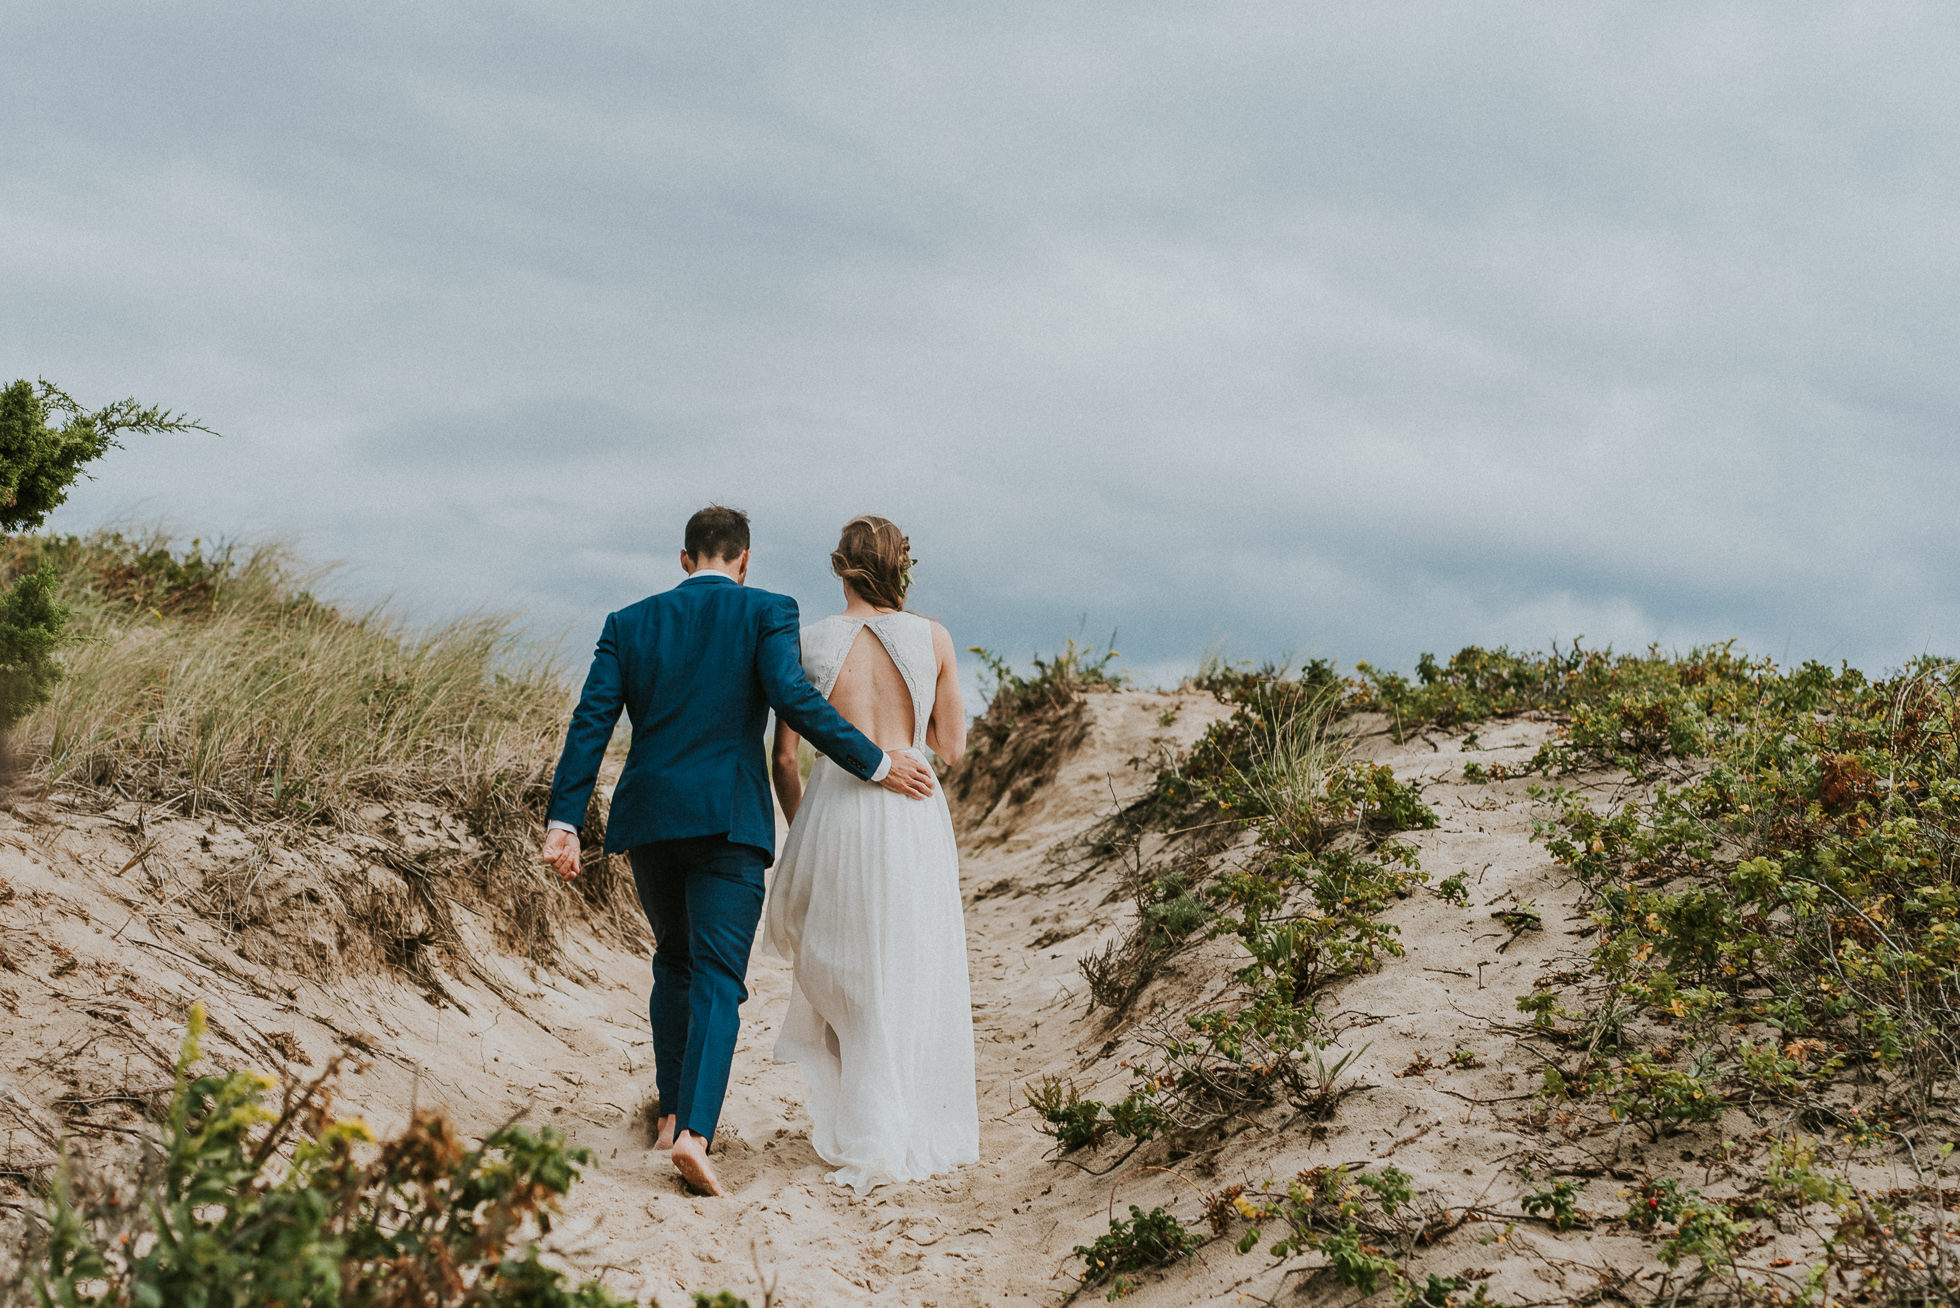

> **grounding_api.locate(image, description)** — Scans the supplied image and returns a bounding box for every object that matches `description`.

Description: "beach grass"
[1,531,642,967]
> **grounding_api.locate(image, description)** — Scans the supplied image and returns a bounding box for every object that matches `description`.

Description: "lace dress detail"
[798,612,935,750]
[764,611,978,1194]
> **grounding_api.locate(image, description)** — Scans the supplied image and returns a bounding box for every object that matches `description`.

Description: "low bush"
[1521,1178,1587,1231]
[967,635,1124,746]
[947,636,1123,825]
[1351,644,1586,741]
[1077,858,1215,1012]
[1137,662,1342,831]
[1071,1204,1205,1300]
[1036,663,1437,1157]
[1529,654,1960,1132]
[0,379,213,731]
[1351,640,1783,777]
[1203,1165,1475,1303]
[1624,1177,1754,1272]
[1072,667,1432,1020]
[4,1003,636,1307]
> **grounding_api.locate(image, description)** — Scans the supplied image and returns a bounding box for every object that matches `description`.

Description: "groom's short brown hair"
[684,504,751,562]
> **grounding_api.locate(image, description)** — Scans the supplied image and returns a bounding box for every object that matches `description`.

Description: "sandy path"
[534,688,1229,1306]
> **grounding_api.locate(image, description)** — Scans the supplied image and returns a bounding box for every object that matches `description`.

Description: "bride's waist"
[811,747,930,777]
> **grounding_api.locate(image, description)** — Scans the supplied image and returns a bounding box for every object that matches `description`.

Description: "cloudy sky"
[8,2,1958,686]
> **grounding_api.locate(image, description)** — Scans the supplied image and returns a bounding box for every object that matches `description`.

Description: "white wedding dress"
[764,610,979,1194]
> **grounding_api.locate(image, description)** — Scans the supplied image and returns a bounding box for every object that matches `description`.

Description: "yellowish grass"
[1228,683,1352,850]
[2,532,643,968]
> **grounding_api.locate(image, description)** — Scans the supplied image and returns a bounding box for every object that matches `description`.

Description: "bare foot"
[671,1131,723,1197]
[654,1114,677,1151]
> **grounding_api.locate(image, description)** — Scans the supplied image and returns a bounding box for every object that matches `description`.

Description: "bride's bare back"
[828,627,917,752]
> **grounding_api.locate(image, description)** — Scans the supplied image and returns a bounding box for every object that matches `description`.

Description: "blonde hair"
[831,515,910,611]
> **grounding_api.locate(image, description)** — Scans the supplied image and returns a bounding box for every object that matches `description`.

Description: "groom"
[539,504,936,1196]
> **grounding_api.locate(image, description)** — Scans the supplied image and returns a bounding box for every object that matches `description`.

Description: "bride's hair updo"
[831,515,910,611]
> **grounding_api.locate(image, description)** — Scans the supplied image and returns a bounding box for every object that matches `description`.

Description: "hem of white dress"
[823,1153,978,1196]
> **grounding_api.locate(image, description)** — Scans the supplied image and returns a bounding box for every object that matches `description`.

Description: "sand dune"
[2,679,1912,1304]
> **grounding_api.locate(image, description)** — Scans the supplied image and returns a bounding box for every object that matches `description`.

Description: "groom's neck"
[681,549,748,584]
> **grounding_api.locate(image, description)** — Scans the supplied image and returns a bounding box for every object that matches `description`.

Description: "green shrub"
[1623,1178,1753,1271]
[0,562,66,729]
[1077,858,1219,1013]
[1521,1179,1587,1231]
[1059,664,1438,1147]
[1399,1274,1483,1308]
[1072,1205,1203,1297]
[968,635,1124,738]
[1350,644,1586,740]
[952,634,1128,826]
[1329,761,1437,835]
[1212,1165,1449,1297]
[1137,664,1344,834]
[0,379,211,730]
[1531,653,1960,1130]
[7,1003,633,1308]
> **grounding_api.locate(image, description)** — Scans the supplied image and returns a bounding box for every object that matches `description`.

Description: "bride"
[763,515,979,1193]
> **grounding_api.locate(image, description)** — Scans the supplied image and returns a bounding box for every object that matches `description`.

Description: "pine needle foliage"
[0,564,66,730]
[0,378,214,730]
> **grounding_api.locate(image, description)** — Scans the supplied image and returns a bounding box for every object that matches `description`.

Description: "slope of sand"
[3,685,1775,1304]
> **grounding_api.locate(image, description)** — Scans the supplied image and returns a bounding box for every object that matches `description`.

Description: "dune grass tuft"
[1,531,643,971]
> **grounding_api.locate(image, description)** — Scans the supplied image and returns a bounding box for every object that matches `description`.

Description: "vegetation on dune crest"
[0,531,644,971]
[969,635,1127,729]
[993,639,1960,1303]
[986,650,1451,1301]
[1517,650,1960,1303]
[12,533,559,826]
[1349,643,1587,741]
[947,635,1124,825]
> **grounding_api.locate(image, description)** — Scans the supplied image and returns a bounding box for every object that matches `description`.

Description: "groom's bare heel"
[672,1131,724,1197]
[654,1114,677,1151]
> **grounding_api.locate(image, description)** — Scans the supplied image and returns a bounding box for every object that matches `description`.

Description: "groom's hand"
[878,752,937,800]
[540,828,581,881]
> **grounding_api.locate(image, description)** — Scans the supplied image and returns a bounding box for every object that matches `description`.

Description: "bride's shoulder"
[917,614,956,658]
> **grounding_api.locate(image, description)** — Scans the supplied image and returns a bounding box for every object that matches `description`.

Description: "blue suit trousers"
[627,835,768,1145]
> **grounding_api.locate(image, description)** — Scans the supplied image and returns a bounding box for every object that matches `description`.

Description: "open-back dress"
[763,610,979,1194]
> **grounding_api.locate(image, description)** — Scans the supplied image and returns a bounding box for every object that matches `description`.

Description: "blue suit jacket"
[546,573,884,859]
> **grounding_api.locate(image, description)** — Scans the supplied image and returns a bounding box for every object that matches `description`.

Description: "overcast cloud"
[7,2,1959,687]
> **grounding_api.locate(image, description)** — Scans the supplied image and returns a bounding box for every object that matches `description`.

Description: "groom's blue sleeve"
[757,593,884,782]
[547,612,625,830]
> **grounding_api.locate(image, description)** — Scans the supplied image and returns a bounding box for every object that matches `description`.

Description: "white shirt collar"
[682,566,739,584]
